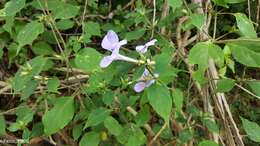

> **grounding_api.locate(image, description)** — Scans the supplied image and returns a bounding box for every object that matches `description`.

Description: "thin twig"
[149,122,167,145]
[235,83,260,99]
[248,0,251,20]
[151,0,156,38]
[256,0,260,28]
[81,0,88,25]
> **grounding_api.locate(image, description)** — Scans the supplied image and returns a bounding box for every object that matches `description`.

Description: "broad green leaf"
[9,105,35,132]
[56,19,74,30]
[72,124,83,140]
[0,115,6,135]
[43,96,74,135]
[125,29,145,41]
[241,117,260,142]
[212,0,229,7]
[247,81,260,98]
[202,118,219,133]
[53,3,80,19]
[31,0,60,10]
[31,123,44,138]
[12,56,47,92]
[75,48,102,72]
[80,131,100,146]
[228,43,260,68]
[135,105,150,126]
[216,78,235,92]
[198,140,219,146]
[179,129,193,143]
[47,77,60,93]
[172,89,184,111]
[126,124,146,146]
[3,16,14,33]
[16,105,34,124]
[104,116,123,136]
[188,42,224,70]
[234,13,257,38]
[32,41,55,56]
[169,0,183,11]
[117,125,132,144]
[17,21,44,53]
[8,123,21,132]
[84,21,101,36]
[102,90,114,106]
[154,46,177,84]
[188,42,223,83]
[147,84,172,122]
[21,80,38,100]
[0,0,26,16]
[189,14,205,29]
[85,108,111,128]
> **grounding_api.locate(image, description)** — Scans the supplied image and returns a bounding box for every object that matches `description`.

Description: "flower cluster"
[100,30,158,92]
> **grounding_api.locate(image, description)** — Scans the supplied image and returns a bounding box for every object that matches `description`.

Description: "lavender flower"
[100,30,138,68]
[135,39,157,54]
[134,68,158,92]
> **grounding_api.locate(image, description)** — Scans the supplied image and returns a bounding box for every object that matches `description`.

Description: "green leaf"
[8,123,20,132]
[0,115,6,135]
[188,42,224,83]
[188,42,224,70]
[247,81,260,98]
[72,124,83,140]
[17,21,44,53]
[169,0,183,11]
[53,3,80,19]
[75,48,102,72]
[189,14,205,29]
[212,0,229,7]
[80,131,100,146]
[154,46,177,84]
[179,129,193,143]
[226,0,246,3]
[16,105,34,124]
[32,41,54,56]
[135,105,150,126]
[172,89,184,111]
[228,43,260,68]
[43,96,74,135]
[202,118,219,133]
[125,29,146,41]
[31,123,44,138]
[198,140,219,146]
[104,116,123,136]
[234,13,257,38]
[102,91,114,106]
[21,80,38,100]
[84,21,101,36]
[12,56,47,92]
[56,19,74,30]
[0,0,26,16]
[47,77,60,93]
[85,108,111,128]
[216,78,235,92]
[126,124,146,146]
[241,117,260,142]
[3,16,14,33]
[147,84,172,122]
